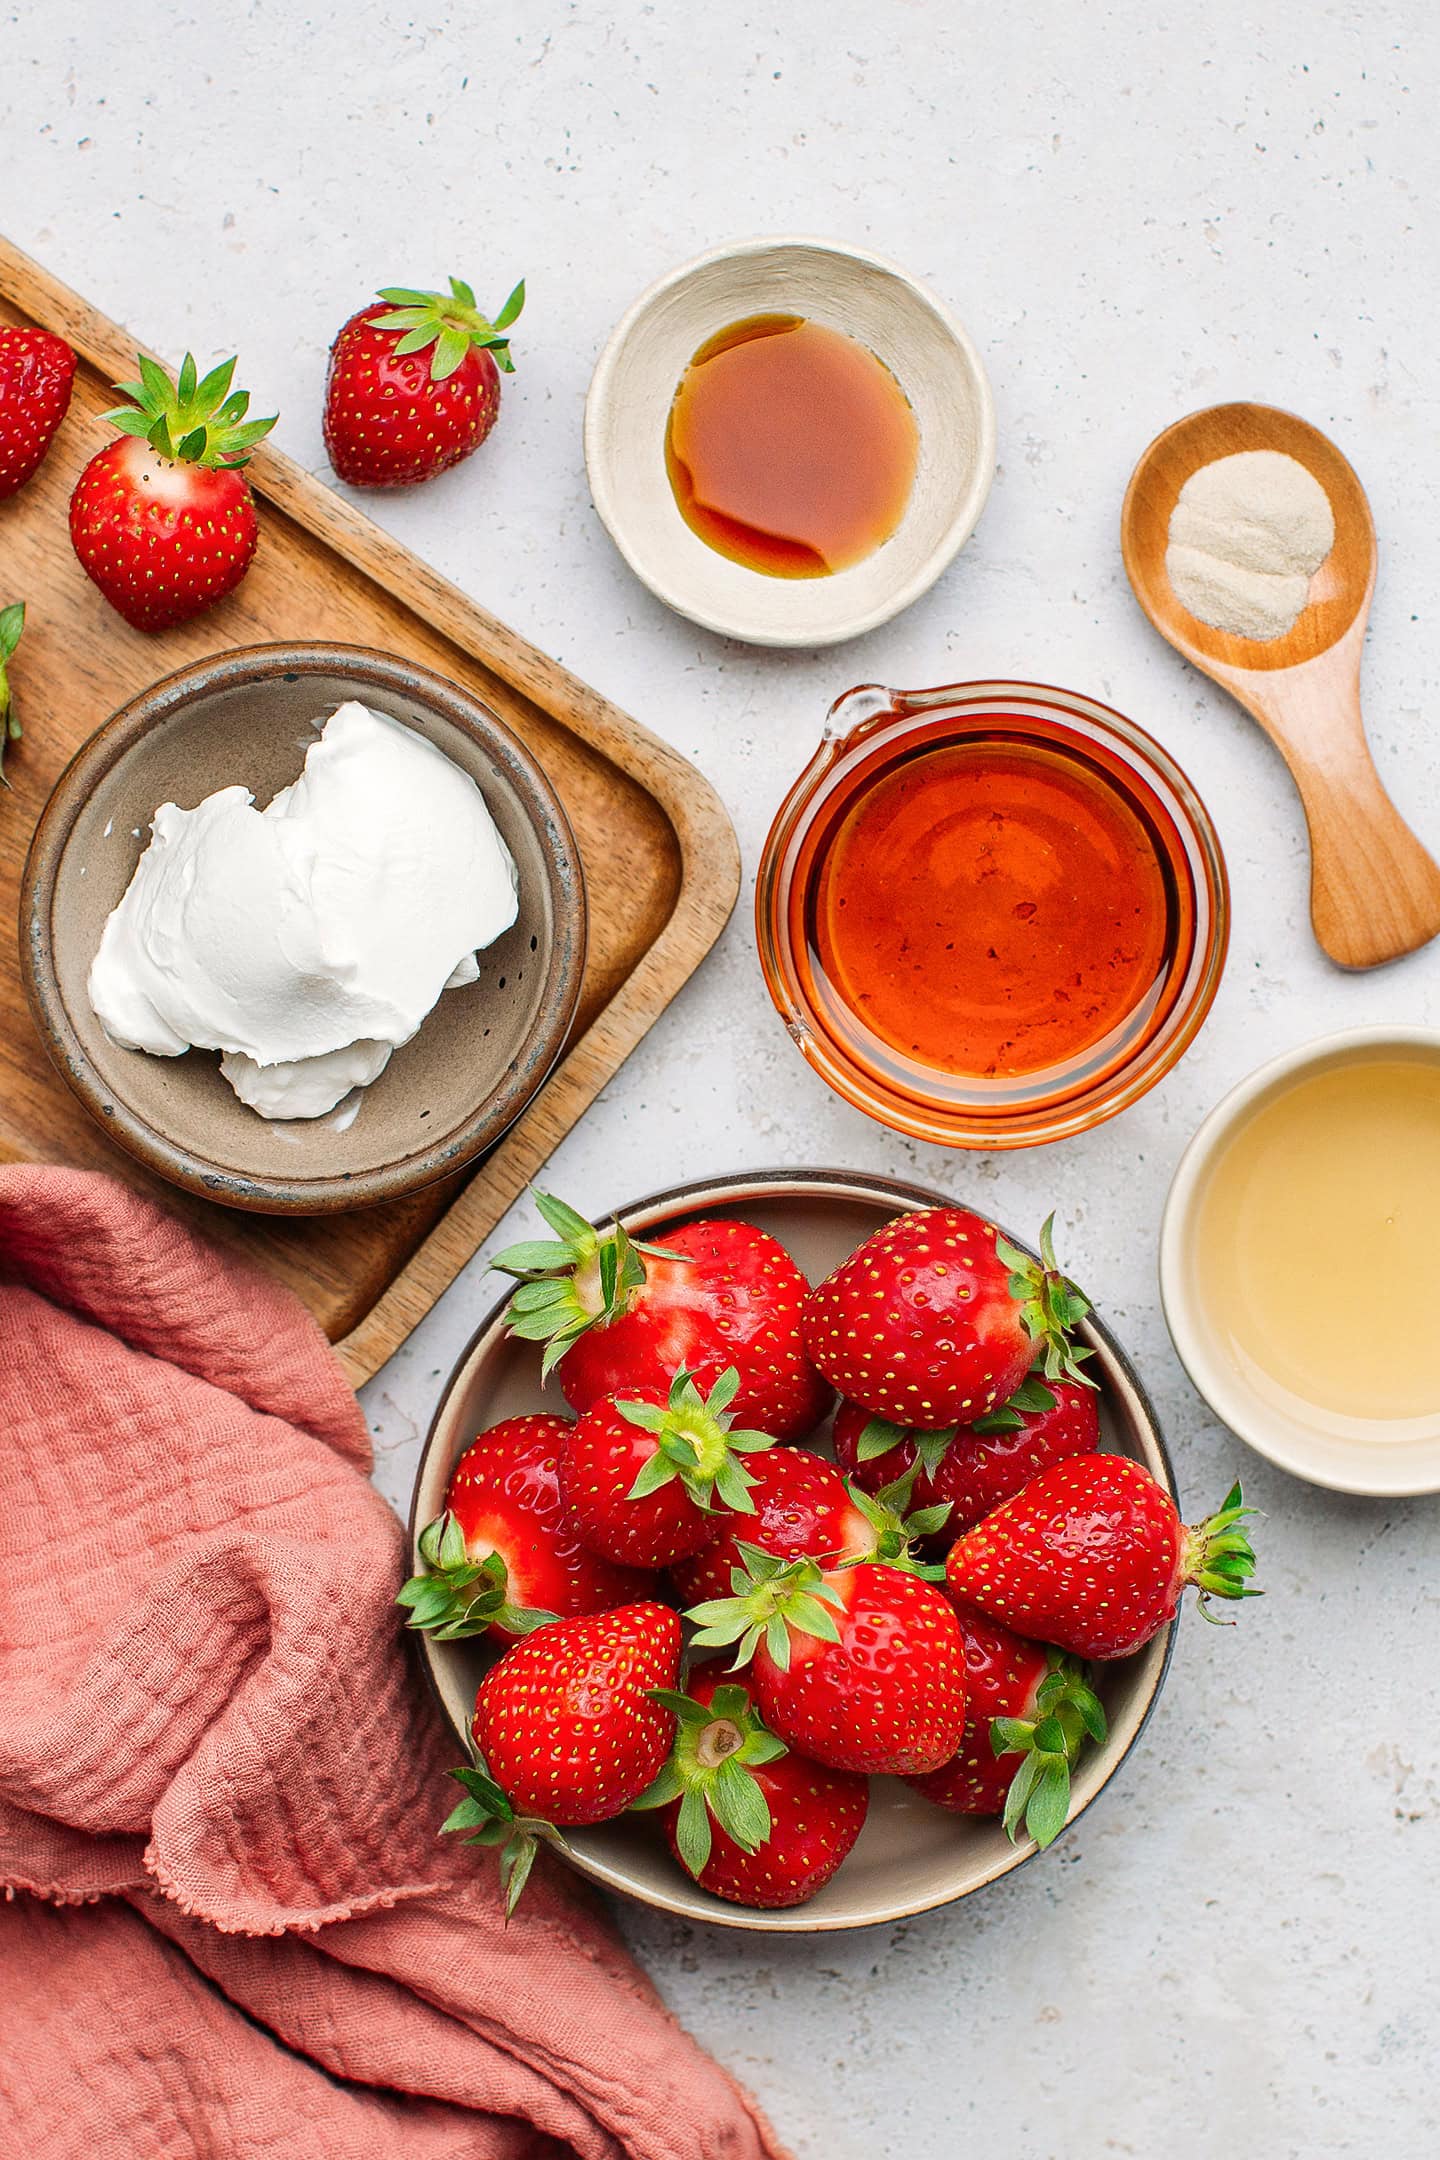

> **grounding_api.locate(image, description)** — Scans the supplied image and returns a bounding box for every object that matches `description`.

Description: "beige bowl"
[411,1169,1175,1932]
[1161,1026,1440,1495]
[21,644,586,1215]
[584,238,996,647]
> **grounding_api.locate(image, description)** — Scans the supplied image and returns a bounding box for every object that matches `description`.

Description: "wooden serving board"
[0,238,740,1386]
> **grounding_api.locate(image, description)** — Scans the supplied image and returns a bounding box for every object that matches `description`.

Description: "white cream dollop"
[88,700,520,1120]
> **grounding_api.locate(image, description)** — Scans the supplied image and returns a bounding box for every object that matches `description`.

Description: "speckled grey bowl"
[21,643,585,1214]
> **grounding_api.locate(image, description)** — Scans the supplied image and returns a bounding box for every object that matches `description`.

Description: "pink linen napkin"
[0,1164,785,2160]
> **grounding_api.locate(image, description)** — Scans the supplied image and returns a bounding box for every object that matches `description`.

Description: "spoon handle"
[1235,646,1440,970]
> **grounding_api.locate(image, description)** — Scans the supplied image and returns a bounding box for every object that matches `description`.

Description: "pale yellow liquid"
[1194,1058,1440,1425]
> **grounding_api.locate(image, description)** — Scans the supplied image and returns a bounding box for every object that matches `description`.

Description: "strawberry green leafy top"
[396,1513,558,1642]
[494,1190,672,1378]
[371,276,525,379]
[102,351,278,467]
[630,1682,788,1881]
[0,601,25,788]
[993,1212,1096,1388]
[617,1367,770,1515]
[992,1655,1108,1850]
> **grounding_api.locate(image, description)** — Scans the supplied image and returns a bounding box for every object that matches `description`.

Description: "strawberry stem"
[396,1510,559,1641]
[1182,1481,1262,1622]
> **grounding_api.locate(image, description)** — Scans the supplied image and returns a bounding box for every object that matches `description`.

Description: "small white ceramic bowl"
[584,237,996,647]
[1160,1027,1440,1496]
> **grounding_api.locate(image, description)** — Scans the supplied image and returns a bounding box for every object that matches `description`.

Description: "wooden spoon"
[1122,401,1440,970]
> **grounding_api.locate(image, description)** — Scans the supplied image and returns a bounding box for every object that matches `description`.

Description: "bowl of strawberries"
[403,1170,1258,1928]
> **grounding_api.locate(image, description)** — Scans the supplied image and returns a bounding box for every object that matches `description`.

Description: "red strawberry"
[633,1669,868,1909]
[802,1209,1092,1428]
[68,352,276,631]
[447,1601,681,1909]
[0,602,25,788]
[323,275,523,488]
[906,1604,1106,1847]
[397,1413,649,1644]
[0,326,75,498]
[669,1446,870,1605]
[947,1457,1260,1660]
[687,1548,966,1777]
[670,1445,950,1605]
[558,1367,771,1568]
[496,1193,832,1442]
[834,1374,1100,1537]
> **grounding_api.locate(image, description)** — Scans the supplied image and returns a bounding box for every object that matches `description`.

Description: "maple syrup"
[665,315,918,578]
[790,711,1194,1103]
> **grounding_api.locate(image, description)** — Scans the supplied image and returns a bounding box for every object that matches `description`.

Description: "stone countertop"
[9,3,1437,2152]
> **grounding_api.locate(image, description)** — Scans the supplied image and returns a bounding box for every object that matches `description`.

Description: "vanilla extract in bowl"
[1192,1055,1440,1426]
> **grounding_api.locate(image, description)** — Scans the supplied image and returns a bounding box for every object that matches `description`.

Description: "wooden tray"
[0,237,740,1386]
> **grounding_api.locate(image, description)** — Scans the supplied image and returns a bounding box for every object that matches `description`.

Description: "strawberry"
[558,1367,771,1568]
[496,1193,832,1442]
[397,1413,649,1644]
[323,275,523,488]
[801,1208,1092,1428]
[906,1604,1106,1848]
[947,1457,1260,1660]
[0,602,25,788]
[834,1374,1101,1537]
[0,325,75,498]
[670,1447,951,1605]
[68,352,276,631]
[446,1601,681,1910]
[669,1445,873,1605]
[687,1546,966,1777]
[632,1669,868,1909]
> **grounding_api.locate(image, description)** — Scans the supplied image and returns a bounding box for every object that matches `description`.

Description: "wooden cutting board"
[0,237,740,1385]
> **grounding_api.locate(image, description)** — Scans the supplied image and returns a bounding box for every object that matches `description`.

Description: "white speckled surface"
[9,3,1438,2151]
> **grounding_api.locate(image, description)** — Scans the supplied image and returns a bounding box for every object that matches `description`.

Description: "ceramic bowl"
[584,238,996,647]
[1161,1027,1440,1495]
[757,680,1230,1150]
[410,1168,1176,1932]
[21,643,586,1216]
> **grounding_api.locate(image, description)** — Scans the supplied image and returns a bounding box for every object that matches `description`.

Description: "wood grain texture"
[1122,400,1440,971]
[0,235,740,1382]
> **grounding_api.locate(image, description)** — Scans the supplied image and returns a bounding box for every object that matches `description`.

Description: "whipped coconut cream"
[88,700,519,1120]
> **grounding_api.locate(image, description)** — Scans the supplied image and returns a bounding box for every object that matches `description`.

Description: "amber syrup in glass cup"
[757,681,1229,1149]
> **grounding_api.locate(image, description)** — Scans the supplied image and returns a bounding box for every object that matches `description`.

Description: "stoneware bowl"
[584,237,996,647]
[22,643,586,1215]
[1161,1026,1440,1495]
[411,1168,1176,1932]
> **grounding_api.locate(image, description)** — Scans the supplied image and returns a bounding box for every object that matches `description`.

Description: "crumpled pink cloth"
[0,1166,784,2160]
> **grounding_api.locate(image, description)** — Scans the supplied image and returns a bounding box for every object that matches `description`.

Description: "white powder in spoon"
[1165,449,1335,641]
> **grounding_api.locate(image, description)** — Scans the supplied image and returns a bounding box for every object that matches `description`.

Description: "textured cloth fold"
[0,1165,783,2160]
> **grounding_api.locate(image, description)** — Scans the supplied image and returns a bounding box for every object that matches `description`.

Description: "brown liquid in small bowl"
[665,315,918,578]
[757,681,1229,1149]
